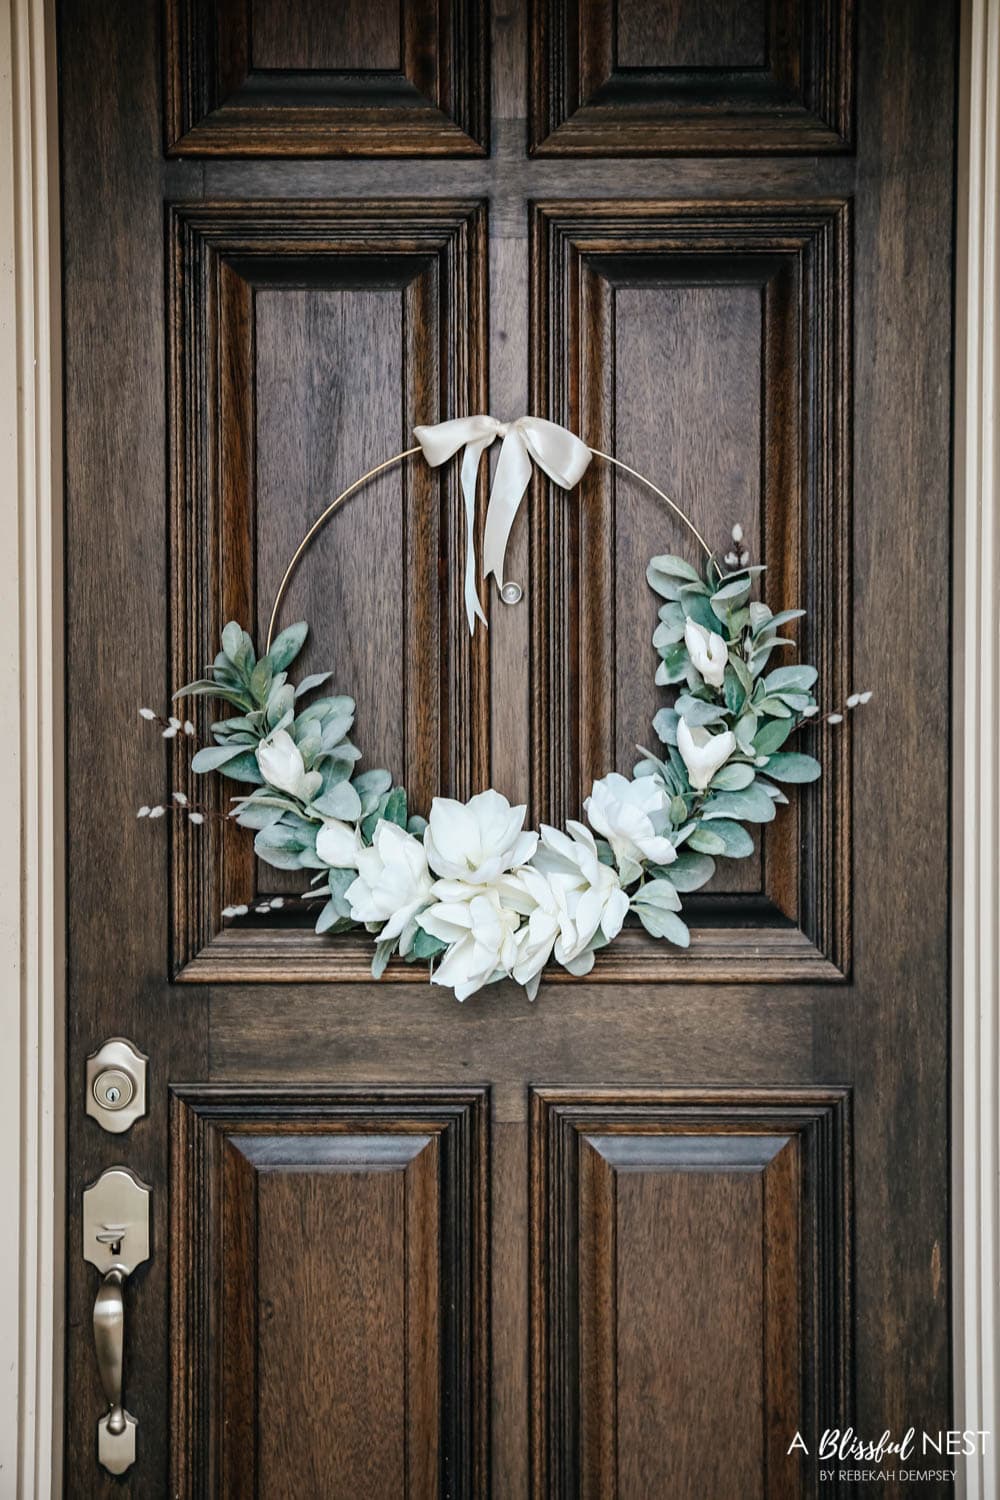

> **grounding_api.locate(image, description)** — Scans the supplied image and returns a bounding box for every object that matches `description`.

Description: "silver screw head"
[500,580,523,605]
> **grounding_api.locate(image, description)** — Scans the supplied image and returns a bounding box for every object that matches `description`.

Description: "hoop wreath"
[139,417,867,1002]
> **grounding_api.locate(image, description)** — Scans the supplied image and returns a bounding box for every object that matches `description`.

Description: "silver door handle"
[93,1269,127,1436]
[83,1166,149,1474]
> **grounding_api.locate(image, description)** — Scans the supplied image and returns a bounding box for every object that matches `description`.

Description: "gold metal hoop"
[265,443,720,653]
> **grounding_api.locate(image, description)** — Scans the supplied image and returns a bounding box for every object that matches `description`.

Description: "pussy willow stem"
[265,443,720,652]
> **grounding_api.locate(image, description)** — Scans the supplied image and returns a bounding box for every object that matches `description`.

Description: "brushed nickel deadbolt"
[86,1038,147,1133]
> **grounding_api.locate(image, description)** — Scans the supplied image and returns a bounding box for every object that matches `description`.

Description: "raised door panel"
[530,1088,851,1500]
[531,0,853,154]
[170,1087,489,1498]
[169,200,488,981]
[165,0,488,155]
[531,201,851,983]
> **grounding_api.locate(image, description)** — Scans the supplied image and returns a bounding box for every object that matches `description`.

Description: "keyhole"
[105,1086,121,1104]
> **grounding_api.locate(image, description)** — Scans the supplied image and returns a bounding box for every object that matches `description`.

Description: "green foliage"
[641,546,822,951]
[155,537,825,980]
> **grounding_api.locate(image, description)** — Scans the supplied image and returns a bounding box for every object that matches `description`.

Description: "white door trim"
[1,0,64,1494]
[954,2,1000,1494]
[1,1,996,1495]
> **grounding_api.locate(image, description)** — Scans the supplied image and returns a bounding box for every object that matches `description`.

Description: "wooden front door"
[61,2,956,1495]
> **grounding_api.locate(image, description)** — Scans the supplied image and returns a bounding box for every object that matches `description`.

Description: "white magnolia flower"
[417,890,522,1002]
[256,728,323,802]
[315,817,362,869]
[345,820,433,955]
[676,716,736,791]
[512,822,629,996]
[424,789,537,885]
[584,773,677,879]
[684,617,729,688]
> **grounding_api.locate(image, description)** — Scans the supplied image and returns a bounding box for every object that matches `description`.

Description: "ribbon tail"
[460,439,490,634]
[482,431,533,588]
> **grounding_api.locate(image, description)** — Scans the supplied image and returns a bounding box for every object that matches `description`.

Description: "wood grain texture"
[59,0,955,1494]
[530,1088,851,1499]
[180,914,846,985]
[170,1086,489,1498]
[531,200,851,981]
[250,0,402,70]
[168,199,488,972]
[530,0,854,155]
[60,0,211,1491]
[165,0,488,155]
[845,0,956,1460]
[615,0,768,69]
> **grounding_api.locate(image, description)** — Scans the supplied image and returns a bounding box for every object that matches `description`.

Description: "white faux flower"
[424,789,538,885]
[583,773,678,880]
[511,821,629,996]
[417,890,522,1002]
[684,617,729,688]
[676,716,736,791]
[315,818,362,869]
[345,820,433,955]
[256,728,323,802]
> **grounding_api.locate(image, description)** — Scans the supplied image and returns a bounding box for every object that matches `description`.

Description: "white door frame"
[953,2,1000,1495]
[1,0,64,1494]
[1,0,996,1494]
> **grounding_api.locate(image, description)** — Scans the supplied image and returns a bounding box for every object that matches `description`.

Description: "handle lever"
[93,1269,126,1436]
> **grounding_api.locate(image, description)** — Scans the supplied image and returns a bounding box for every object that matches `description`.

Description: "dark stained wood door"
[60,1,956,1495]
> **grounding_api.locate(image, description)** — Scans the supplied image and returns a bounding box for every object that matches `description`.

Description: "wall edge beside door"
[0,0,64,1495]
[954,2,1000,1495]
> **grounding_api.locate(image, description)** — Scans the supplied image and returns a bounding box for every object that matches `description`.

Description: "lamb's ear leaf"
[753,717,795,755]
[710,762,755,792]
[678,589,719,634]
[294,671,332,699]
[268,621,309,673]
[701,783,776,824]
[658,851,715,892]
[191,742,254,773]
[702,819,755,858]
[217,752,264,785]
[757,752,821,784]
[655,643,689,685]
[635,906,690,947]
[631,878,682,913]
[647,554,702,598]
[652,707,679,746]
[709,578,752,619]
[371,939,397,979]
[221,621,244,664]
[764,663,818,693]
[723,666,746,717]
[687,826,726,855]
[382,787,408,828]
[410,927,448,960]
[311,781,362,822]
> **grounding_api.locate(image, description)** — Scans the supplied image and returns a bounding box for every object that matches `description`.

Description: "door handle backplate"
[83,1166,151,1474]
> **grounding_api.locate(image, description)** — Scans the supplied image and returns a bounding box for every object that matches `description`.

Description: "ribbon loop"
[413,415,592,633]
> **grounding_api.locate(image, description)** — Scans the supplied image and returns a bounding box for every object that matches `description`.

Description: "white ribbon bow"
[413,415,593,633]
